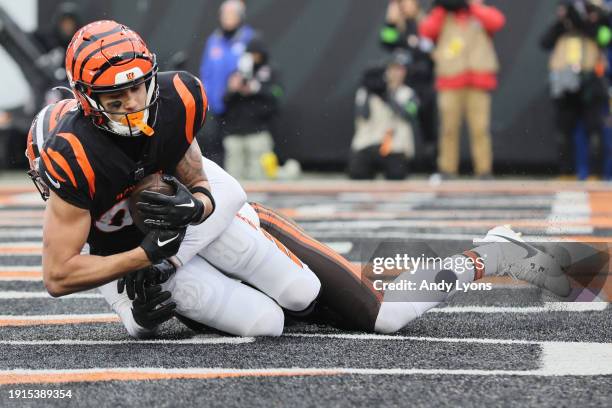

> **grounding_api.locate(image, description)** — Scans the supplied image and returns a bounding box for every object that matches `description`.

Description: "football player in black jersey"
[36,20,214,298]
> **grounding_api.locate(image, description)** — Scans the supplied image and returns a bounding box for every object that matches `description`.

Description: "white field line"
[285,333,612,376]
[429,302,609,313]
[0,336,254,346]
[0,266,41,271]
[0,291,101,299]
[546,191,592,235]
[0,229,42,238]
[0,266,42,281]
[0,242,41,248]
[0,313,117,321]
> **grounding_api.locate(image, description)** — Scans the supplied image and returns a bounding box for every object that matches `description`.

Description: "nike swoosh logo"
[157,234,180,247]
[491,234,538,259]
[45,172,60,189]
[176,200,195,208]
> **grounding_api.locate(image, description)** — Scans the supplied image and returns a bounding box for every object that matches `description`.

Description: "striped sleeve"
[39,133,95,209]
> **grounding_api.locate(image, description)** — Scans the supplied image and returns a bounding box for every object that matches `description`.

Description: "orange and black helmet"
[65,20,158,137]
[26,99,79,201]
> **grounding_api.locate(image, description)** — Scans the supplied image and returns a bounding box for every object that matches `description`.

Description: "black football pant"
[554,92,604,175]
[348,145,408,180]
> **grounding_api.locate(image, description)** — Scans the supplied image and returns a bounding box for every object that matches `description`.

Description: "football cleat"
[481,225,571,297]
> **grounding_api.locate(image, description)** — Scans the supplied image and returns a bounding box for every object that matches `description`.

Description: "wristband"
[190,186,216,224]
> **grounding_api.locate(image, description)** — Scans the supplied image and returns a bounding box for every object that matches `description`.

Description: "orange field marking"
[0,315,120,327]
[0,270,42,279]
[0,368,341,385]
[0,246,41,254]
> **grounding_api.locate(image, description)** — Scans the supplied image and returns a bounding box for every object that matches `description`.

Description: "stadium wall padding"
[40,0,560,172]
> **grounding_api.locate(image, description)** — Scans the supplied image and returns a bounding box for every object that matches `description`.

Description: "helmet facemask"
[73,61,159,137]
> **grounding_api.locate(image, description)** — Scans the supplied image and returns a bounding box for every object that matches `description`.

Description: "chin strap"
[120,111,155,136]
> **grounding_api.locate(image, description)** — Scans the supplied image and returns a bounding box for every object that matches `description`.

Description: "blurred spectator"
[380,0,437,163]
[419,0,505,179]
[222,37,284,180]
[199,0,256,166]
[33,2,80,56]
[348,51,419,180]
[0,3,79,169]
[541,0,611,176]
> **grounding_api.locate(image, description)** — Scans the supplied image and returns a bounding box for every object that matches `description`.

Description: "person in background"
[199,0,256,166]
[0,2,81,170]
[380,0,437,166]
[33,2,80,58]
[419,0,505,179]
[348,51,419,180]
[222,37,284,180]
[557,0,612,180]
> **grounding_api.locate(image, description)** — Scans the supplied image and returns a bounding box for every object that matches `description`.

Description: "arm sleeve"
[38,146,92,210]
[419,7,447,41]
[174,157,247,266]
[469,4,506,33]
[164,71,209,173]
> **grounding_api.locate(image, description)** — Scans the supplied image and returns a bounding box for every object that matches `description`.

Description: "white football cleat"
[481,225,571,297]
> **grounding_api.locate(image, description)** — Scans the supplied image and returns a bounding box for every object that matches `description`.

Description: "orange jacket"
[419,4,505,90]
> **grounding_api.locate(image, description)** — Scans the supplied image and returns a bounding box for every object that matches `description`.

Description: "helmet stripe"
[69,25,124,79]
[172,74,196,144]
[78,38,133,83]
[72,31,128,82]
[57,133,96,199]
[46,148,77,188]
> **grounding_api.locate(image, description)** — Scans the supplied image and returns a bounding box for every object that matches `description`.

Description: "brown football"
[129,173,175,233]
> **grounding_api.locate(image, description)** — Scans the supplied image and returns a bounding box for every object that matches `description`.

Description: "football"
[128,173,175,233]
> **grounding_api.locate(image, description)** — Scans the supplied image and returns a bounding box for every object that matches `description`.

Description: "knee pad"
[166,256,284,337]
[201,216,321,312]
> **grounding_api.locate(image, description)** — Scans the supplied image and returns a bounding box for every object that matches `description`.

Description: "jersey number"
[95,199,134,232]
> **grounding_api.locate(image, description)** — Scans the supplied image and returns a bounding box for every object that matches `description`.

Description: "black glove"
[136,175,204,229]
[118,259,177,301]
[140,228,186,264]
[131,284,176,330]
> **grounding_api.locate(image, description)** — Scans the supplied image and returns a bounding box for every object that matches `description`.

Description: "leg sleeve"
[251,202,382,331]
[164,255,285,337]
[199,213,321,312]
[174,156,247,267]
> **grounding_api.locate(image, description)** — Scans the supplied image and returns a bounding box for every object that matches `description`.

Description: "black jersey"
[38,71,208,255]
